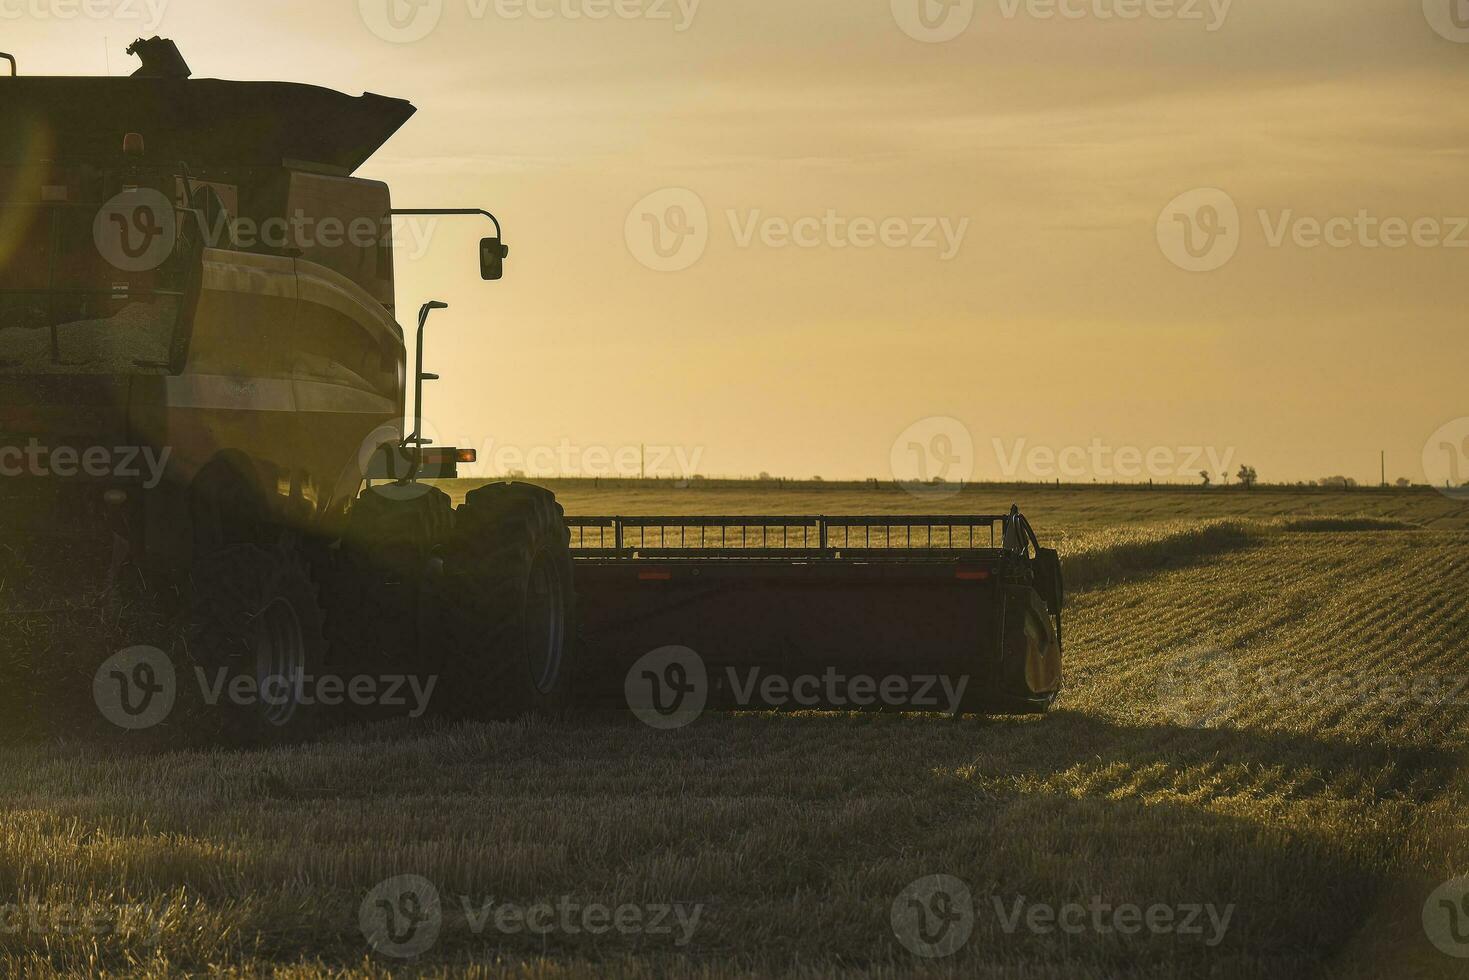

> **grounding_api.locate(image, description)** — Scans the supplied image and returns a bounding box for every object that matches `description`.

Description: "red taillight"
[638,570,672,582]
[419,447,475,467]
[955,568,991,581]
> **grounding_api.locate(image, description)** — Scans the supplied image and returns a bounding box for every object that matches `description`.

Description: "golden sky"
[10,1,1468,484]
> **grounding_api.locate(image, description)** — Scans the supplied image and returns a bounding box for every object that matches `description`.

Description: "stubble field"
[1,484,1465,977]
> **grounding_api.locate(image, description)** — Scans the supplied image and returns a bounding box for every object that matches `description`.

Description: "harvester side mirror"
[480,237,508,281]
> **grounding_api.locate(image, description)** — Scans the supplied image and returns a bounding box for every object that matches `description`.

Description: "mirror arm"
[388,208,507,280]
[388,207,502,239]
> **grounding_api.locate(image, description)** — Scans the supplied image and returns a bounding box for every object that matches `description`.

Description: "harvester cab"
[0,39,1064,737]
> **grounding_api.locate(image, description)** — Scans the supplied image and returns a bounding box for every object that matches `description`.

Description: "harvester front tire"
[325,484,455,690]
[441,482,578,718]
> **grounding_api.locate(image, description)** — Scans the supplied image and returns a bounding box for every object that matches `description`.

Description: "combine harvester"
[0,39,1064,736]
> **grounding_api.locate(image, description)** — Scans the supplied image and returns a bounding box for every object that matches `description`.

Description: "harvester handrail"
[566,513,1032,559]
[568,515,1012,527]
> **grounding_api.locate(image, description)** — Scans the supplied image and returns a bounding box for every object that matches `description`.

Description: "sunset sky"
[9,1,1468,484]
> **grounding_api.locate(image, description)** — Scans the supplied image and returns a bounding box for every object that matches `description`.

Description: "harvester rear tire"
[439,482,578,718]
[186,542,331,743]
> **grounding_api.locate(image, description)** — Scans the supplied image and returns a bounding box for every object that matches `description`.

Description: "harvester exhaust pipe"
[1,53,15,76]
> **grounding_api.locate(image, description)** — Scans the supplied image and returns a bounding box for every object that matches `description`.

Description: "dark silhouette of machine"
[0,39,1063,737]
